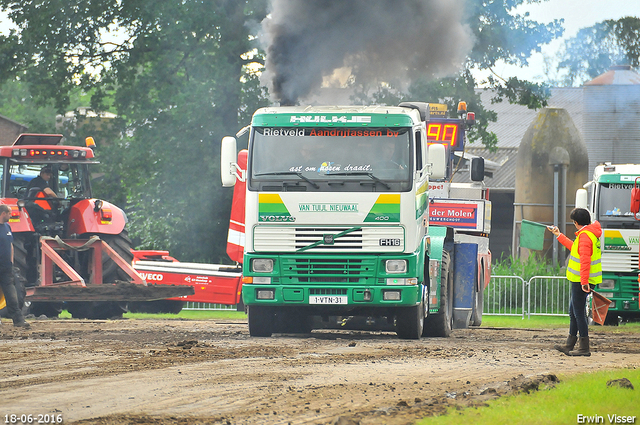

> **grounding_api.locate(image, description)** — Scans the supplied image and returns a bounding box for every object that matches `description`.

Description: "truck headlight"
[256,289,275,300]
[385,260,407,273]
[600,279,615,290]
[252,258,274,273]
[383,290,402,301]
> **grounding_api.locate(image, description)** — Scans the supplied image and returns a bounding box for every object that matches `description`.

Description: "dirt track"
[1,318,639,425]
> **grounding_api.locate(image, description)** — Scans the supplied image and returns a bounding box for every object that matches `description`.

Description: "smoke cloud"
[260,0,474,105]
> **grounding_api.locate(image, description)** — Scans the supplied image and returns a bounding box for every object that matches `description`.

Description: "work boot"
[13,312,30,329]
[554,335,577,355]
[569,337,591,357]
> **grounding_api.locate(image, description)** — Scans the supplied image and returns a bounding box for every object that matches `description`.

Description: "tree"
[0,79,58,132]
[556,17,640,86]
[0,0,563,260]
[0,0,270,262]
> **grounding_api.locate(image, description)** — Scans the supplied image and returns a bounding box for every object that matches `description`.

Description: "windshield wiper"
[254,171,319,189]
[329,172,391,189]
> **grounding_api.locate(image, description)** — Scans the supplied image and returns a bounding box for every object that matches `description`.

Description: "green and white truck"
[577,163,640,324]
[221,102,491,338]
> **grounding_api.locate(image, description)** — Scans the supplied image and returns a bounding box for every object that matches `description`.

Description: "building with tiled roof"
[457,65,640,259]
[0,114,28,146]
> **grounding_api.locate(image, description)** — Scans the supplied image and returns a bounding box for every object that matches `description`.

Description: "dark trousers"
[0,268,24,323]
[569,281,592,338]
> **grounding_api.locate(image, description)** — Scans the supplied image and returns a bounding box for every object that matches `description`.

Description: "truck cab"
[221,102,490,338]
[578,163,640,323]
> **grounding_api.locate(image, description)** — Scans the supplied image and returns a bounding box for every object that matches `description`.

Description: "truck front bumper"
[242,284,421,310]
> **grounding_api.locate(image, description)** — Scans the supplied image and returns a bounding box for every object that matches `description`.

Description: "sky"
[487,0,640,84]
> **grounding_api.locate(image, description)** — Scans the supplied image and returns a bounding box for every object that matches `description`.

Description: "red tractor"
[0,134,190,319]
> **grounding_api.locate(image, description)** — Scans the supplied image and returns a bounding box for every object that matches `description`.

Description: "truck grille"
[602,253,639,273]
[309,288,348,295]
[281,257,377,284]
[253,226,404,252]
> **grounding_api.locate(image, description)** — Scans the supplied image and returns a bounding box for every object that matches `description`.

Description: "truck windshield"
[249,127,412,192]
[597,183,640,226]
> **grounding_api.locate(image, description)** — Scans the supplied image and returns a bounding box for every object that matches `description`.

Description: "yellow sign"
[429,104,448,117]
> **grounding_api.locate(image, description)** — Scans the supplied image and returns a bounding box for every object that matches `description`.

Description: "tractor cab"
[1,134,97,236]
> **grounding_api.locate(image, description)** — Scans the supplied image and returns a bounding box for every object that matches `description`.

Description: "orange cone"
[591,291,612,326]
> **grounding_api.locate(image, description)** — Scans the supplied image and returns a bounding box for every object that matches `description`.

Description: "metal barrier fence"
[184,275,569,317]
[484,275,569,319]
[184,302,237,311]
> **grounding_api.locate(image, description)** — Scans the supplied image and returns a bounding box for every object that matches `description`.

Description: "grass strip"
[418,369,640,425]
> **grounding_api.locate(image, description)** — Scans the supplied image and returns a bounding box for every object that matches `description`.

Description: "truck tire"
[248,305,274,337]
[396,286,427,339]
[67,231,134,320]
[423,251,453,337]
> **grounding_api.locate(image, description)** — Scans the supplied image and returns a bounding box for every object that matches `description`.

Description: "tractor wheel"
[12,233,63,318]
[423,251,453,337]
[68,231,134,320]
[29,302,63,318]
[66,301,128,320]
[12,233,38,286]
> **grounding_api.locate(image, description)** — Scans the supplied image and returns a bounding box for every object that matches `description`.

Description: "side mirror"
[470,157,484,182]
[428,144,446,180]
[221,136,238,187]
[575,188,588,209]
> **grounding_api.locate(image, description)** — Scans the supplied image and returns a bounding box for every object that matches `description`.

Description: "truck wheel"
[423,251,453,337]
[71,231,134,320]
[248,305,274,337]
[396,286,426,339]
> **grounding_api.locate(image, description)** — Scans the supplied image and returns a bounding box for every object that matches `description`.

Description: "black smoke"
[261,0,474,105]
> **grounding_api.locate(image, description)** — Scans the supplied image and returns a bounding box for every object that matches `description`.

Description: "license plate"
[309,295,348,305]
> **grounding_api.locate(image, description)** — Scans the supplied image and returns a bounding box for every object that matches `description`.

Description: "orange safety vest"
[35,191,52,210]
